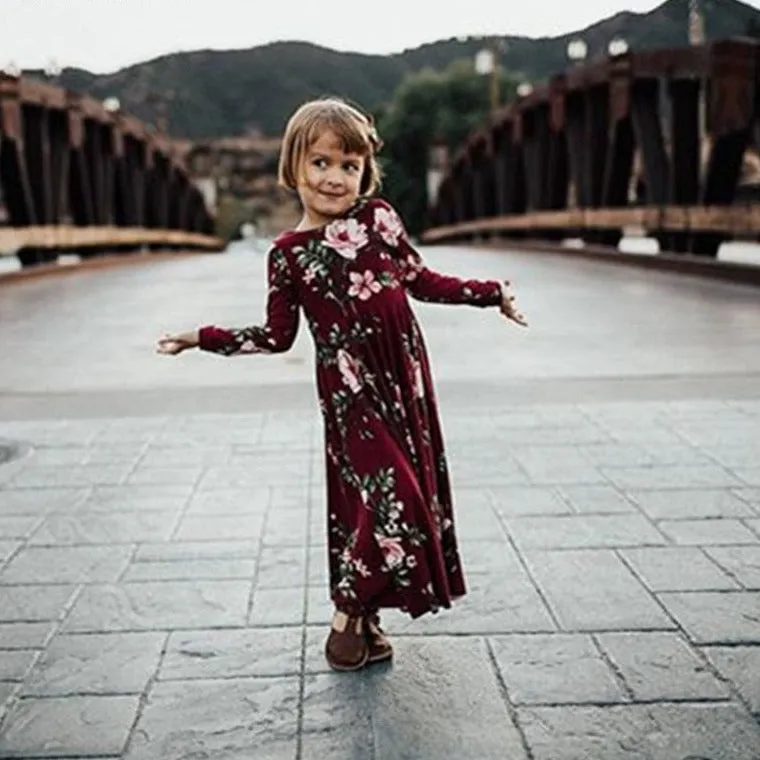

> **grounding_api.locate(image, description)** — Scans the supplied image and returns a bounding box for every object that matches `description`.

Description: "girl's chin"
[314,199,355,216]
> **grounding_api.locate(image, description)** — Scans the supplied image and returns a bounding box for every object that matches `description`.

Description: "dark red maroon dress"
[199,197,504,618]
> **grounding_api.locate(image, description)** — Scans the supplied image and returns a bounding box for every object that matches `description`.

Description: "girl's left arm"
[372,199,504,307]
[198,247,300,356]
[400,240,504,307]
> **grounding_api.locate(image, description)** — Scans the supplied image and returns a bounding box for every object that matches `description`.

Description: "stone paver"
[1,244,760,756]
[703,646,760,713]
[490,633,625,705]
[21,632,166,696]
[519,703,760,760]
[0,545,133,584]
[522,549,676,631]
[595,631,730,701]
[658,591,760,644]
[0,695,140,756]
[125,677,299,760]
[62,580,250,632]
[705,546,760,589]
[160,627,303,680]
[620,546,740,591]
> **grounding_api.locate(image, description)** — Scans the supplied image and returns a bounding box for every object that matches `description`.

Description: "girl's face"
[297,129,366,227]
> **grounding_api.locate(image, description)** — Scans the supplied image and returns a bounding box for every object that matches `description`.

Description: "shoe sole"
[326,649,370,672]
[367,651,393,664]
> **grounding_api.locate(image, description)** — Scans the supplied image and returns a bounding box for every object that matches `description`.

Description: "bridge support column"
[67,105,96,246]
[0,82,38,266]
[169,167,190,230]
[506,117,527,219]
[49,109,70,227]
[631,78,670,252]
[145,149,169,247]
[22,104,58,264]
[603,56,634,210]
[523,106,550,213]
[668,79,701,253]
[693,40,757,257]
[493,122,527,227]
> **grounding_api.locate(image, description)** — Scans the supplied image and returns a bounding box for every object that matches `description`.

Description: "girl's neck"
[296,211,332,232]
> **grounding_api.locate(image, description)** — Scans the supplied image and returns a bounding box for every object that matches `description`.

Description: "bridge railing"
[0,73,223,267]
[424,38,760,258]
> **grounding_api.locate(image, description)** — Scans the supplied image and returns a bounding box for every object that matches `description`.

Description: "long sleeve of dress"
[198,246,300,356]
[372,199,504,308]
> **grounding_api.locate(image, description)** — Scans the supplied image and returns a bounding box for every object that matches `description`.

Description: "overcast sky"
[2,0,756,74]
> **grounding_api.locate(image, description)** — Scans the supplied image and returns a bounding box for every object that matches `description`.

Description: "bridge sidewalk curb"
[0,250,216,286]
[471,239,760,287]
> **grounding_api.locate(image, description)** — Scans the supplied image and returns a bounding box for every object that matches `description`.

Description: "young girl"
[157,97,527,672]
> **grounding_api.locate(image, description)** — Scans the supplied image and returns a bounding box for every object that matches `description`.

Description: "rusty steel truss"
[0,73,221,267]
[425,38,760,257]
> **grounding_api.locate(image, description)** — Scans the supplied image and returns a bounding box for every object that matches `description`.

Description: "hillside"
[41,0,760,138]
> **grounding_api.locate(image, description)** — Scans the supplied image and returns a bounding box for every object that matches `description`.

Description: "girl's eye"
[344,163,360,172]
[312,158,327,168]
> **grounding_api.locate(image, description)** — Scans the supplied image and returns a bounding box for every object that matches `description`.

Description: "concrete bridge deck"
[0,243,759,759]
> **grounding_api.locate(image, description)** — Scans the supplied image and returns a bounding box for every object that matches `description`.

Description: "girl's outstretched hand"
[156,331,199,355]
[500,282,528,327]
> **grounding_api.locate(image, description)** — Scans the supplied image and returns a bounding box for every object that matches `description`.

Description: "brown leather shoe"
[325,611,369,672]
[365,612,393,663]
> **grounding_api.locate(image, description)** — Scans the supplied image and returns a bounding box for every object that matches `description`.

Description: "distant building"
[175,134,300,236]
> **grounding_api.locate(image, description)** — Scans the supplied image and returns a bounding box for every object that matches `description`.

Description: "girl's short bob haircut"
[277,97,383,197]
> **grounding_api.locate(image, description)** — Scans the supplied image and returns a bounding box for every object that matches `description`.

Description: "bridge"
[425,37,760,263]
[0,39,759,760]
[0,72,221,268]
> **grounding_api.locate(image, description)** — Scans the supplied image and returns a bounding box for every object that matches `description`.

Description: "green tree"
[375,58,518,235]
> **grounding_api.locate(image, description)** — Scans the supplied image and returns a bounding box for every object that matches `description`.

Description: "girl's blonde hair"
[277,97,383,196]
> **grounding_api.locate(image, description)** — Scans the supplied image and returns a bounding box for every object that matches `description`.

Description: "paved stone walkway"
[0,244,759,758]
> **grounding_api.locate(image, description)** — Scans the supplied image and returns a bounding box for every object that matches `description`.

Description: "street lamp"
[103,97,121,113]
[608,37,629,57]
[567,38,588,63]
[474,48,495,76]
[475,39,506,114]
[45,58,62,80]
[517,82,534,98]
[689,0,706,148]
[689,0,705,45]
[2,61,21,78]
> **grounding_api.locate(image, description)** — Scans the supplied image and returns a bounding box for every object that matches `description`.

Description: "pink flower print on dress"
[375,534,406,569]
[324,218,368,259]
[373,205,404,247]
[411,358,425,399]
[403,255,421,281]
[239,340,270,354]
[348,270,382,301]
[337,349,362,394]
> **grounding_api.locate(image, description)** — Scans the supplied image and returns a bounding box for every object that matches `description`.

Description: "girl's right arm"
[198,246,301,356]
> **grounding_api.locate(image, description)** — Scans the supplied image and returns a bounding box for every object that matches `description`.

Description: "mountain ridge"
[38,0,760,138]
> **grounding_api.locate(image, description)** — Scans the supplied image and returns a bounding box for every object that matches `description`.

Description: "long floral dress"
[198,197,504,619]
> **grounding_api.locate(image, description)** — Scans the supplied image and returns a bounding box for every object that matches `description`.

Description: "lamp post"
[689,0,706,141]
[567,38,588,65]
[516,82,533,98]
[103,97,121,114]
[608,37,629,57]
[689,0,705,45]
[475,39,506,114]
[45,58,62,86]
[3,61,21,78]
